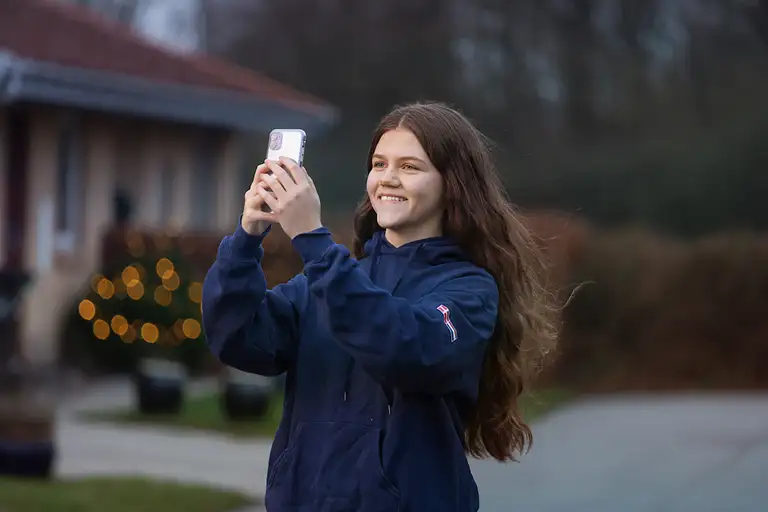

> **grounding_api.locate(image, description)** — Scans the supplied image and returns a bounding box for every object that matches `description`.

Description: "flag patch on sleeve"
[437,304,458,342]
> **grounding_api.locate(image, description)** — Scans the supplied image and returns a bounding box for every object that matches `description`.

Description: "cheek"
[414,177,445,211]
[366,172,378,200]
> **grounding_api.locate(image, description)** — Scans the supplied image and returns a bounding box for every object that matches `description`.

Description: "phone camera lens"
[269,132,283,150]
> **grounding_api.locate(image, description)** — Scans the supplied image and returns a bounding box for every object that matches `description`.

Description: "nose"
[379,165,400,186]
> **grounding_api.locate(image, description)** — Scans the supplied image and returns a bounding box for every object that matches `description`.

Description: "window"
[114,129,140,224]
[191,134,219,230]
[55,114,83,253]
[159,155,176,224]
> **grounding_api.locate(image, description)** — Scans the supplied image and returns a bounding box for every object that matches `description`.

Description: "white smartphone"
[262,129,306,211]
[266,129,306,167]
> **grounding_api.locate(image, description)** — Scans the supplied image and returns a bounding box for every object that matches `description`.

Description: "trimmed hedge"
[556,228,768,391]
[62,216,768,391]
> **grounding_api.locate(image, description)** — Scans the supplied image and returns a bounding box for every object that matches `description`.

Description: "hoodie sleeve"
[292,229,498,395]
[202,224,305,376]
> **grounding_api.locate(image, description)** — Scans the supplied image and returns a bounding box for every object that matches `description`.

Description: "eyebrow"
[372,153,428,165]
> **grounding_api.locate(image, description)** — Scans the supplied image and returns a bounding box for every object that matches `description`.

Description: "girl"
[202,102,557,511]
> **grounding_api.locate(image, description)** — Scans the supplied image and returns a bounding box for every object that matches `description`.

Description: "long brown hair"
[353,102,559,462]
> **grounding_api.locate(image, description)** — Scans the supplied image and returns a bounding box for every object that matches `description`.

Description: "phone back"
[266,129,306,166]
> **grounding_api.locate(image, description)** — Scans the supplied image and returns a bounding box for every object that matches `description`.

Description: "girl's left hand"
[257,157,323,239]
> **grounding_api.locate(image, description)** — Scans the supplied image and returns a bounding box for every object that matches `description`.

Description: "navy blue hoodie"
[202,224,499,512]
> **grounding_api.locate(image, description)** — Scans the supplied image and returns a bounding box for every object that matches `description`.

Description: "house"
[0,0,337,365]
[68,0,209,55]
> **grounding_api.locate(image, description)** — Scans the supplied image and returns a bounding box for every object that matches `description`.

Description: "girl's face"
[367,128,445,247]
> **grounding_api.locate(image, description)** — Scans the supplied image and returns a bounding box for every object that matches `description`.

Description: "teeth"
[380,195,406,202]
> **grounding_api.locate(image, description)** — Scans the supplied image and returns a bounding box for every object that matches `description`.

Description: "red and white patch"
[437,304,458,342]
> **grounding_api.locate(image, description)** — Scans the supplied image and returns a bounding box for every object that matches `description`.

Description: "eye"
[402,163,419,171]
[372,160,386,169]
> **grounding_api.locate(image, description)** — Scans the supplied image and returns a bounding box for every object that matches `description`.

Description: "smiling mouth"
[378,194,407,202]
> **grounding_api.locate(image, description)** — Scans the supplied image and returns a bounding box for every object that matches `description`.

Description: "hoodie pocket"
[266,422,304,489]
[266,421,400,511]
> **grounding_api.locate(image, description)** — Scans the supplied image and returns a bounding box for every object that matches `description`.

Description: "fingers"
[259,167,285,201]
[250,163,273,199]
[277,157,318,203]
[242,193,276,225]
[278,157,306,184]
[244,188,264,209]
[264,160,295,194]
[243,208,277,225]
[250,159,316,221]
[256,183,281,212]
[252,163,271,185]
[244,184,273,213]
[279,158,317,194]
[250,173,278,207]
[255,159,309,189]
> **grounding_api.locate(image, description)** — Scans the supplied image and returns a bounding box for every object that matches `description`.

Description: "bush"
[556,227,768,391]
[61,228,214,375]
[71,216,768,393]
[61,225,307,376]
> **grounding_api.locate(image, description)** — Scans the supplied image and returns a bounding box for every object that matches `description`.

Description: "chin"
[375,214,405,230]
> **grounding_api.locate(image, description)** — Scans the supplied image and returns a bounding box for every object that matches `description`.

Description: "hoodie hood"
[362,230,467,267]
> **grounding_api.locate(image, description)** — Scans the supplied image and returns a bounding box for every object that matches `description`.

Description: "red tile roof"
[0,0,329,114]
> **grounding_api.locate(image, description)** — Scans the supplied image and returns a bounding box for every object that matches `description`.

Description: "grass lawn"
[84,392,283,439]
[84,387,573,438]
[0,476,254,512]
[521,388,575,422]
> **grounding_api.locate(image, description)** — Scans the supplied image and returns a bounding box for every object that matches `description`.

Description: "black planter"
[0,439,55,478]
[220,369,274,421]
[0,361,56,480]
[0,269,30,364]
[0,224,53,479]
[134,359,186,415]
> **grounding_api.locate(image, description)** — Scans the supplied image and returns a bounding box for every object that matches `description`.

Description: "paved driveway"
[470,394,768,512]
[56,380,768,511]
[56,377,270,500]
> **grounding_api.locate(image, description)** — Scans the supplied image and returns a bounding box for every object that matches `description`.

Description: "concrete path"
[55,379,768,512]
[56,376,269,510]
[55,420,271,500]
[470,393,768,512]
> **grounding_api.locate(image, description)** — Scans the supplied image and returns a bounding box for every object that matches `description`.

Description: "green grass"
[521,388,575,422]
[0,476,254,512]
[84,392,283,439]
[84,388,572,438]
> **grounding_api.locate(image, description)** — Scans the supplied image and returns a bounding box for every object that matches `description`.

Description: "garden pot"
[134,358,186,415]
[0,427,56,478]
[220,368,274,421]
[0,362,56,479]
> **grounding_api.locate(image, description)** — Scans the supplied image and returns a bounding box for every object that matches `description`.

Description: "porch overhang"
[0,51,338,134]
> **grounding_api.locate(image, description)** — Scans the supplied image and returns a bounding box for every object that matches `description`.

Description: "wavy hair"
[353,102,559,461]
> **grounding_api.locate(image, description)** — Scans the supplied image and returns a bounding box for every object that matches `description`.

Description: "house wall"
[21,108,75,363]
[15,107,242,364]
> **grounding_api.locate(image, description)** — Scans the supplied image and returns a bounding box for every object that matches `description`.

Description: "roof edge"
[0,51,20,98]
[0,52,339,133]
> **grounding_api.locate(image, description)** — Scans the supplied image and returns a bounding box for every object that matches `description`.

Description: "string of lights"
[78,256,203,346]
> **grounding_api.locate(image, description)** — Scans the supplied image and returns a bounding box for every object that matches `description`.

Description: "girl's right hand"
[241,163,277,235]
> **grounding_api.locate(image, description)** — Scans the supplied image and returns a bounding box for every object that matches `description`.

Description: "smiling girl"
[202,102,558,511]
